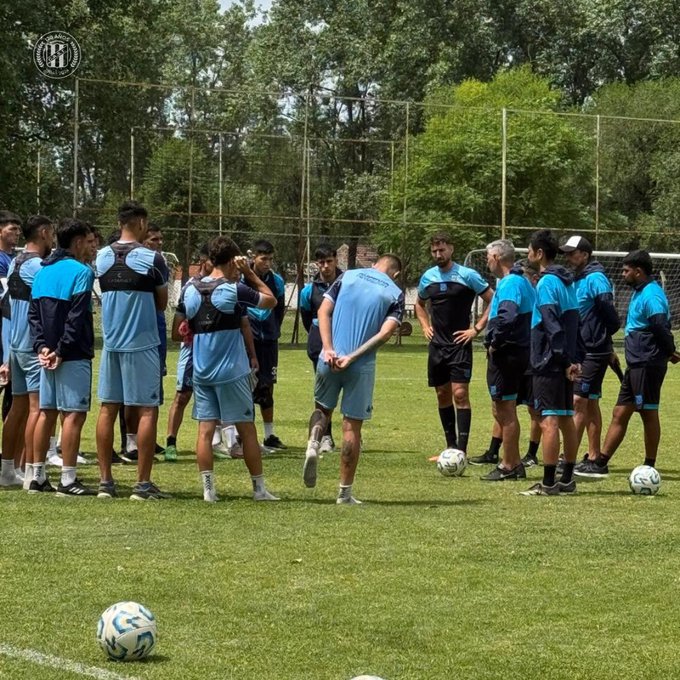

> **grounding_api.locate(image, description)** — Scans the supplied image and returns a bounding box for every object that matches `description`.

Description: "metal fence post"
[218,132,223,234]
[501,107,507,239]
[595,114,600,249]
[130,127,135,199]
[72,78,79,217]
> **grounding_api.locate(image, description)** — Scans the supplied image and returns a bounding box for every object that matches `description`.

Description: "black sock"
[597,453,611,466]
[456,408,472,453]
[560,462,575,483]
[489,436,502,456]
[438,406,457,448]
[543,464,556,487]
[527,440,539,457]
[167,435,177,447]
[644,458,656,468]
[326,420,333,441]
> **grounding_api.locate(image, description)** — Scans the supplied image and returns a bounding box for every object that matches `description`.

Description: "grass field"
[2,325,680,680]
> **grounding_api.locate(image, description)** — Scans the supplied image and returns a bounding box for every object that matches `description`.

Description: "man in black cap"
[559,236,620,467]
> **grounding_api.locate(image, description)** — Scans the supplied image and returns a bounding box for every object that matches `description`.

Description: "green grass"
[2,325,680,679]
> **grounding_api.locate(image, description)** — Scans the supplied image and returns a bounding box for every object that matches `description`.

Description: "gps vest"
[98,243,157,293]
[188,279,242,335]
[7,251,40,302]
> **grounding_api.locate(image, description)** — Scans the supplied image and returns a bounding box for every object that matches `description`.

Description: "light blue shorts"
[176,346,193,393]
[314,360,376,421]
[11,350,41,395]
[98,347,161,407]
[192,375,255,423]
[40,359,92,412]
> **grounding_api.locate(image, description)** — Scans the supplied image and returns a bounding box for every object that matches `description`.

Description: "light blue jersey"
[324,268,405,370]
[7,252,42,352]
[96,242,168,352]
[183,277,261,385]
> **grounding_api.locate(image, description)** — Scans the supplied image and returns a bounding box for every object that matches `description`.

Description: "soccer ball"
[629,465,661,496]
[437,448,467,477]
[96,601,157,661]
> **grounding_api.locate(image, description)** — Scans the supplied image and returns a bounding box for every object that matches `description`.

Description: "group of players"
[0,200,675,502]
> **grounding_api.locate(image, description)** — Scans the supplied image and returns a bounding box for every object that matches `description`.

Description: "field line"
[0,644,140,680]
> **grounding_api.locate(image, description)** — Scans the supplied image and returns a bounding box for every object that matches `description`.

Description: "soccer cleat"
[155,443,164,454]
[303,442,319,488]
[97,481,117,498]
[164,444,178,462]
[76,453,92,465]
[468,450,499,466]
[428,454,440,462]
[111,450,124,465]
[253,489,280,501]
[481,463,526,481]
[47,452,63,467]
[0,471,22,487]
[229,440,244,459]
[202,475,218,503]
[203,491,219,503]
[262,434,287,450]
[319,435,335,454]
[521,451,539,468]
[120,449,138,464]
[28,478,56,494]
[130,481,172,501]
[557,479,577,494]
[336,495,363,505]
[212,438,231,460]
[56,479,96,497]
[574,459,609,479]
[519,482,560,496]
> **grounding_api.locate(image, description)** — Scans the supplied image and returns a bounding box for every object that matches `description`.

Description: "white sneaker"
[0,472,21,487]
[253,489,280,501]
[303,441,319,488]
[260,443,275,456]
[319,435,335,454]
[47,452,63,467]
[203,491,219,503]
[76,454,91,465]
[336,495,363,505]
[14,467,24,482]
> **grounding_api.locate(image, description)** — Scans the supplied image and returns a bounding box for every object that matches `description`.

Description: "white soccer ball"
[629,465,661,496]
[96,601,157,661]
[437,448,467,477]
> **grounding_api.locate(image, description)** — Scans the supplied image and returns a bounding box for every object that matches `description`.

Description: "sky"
[219,0,273,12]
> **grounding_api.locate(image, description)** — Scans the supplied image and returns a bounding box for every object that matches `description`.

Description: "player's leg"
[196,419,219,502]
[165,389,192,462]
[96,348,123,496]
[585,399,603,460]
[257,341,286,450]
[123,405,139,463]
[451,344,474,453]
[57,411,91,495]
[572,395,589,451]
[640,410,661,467]
[489,400,522,474]
[337,417,363,504]
[428,344,456,457]
[29,365,58,493]
[472,419,502,466]
[0,393,25,487]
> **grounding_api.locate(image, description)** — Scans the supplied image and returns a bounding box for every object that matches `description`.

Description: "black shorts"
[518,372,534,407]
[574,354,609,399]
[255,340,278,386]
[486,348,529,402]
[616,364,667,410]
[533,372,574,416]
[428,343,472,386]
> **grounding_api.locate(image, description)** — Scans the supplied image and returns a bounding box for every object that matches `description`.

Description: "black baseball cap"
[559,235,593,254]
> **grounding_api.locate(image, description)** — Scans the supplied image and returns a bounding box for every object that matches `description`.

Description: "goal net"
[463,248,680,330]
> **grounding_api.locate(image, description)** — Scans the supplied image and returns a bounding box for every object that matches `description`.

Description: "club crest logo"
[34,31,81,79]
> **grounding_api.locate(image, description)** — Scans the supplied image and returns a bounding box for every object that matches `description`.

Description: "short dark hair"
[208,235,241,266]
[623,249,653,276]
[0,211,21,228]
[146,222,161,234]
[529,229,558,261]
[429,232,453,246]
[314,243,336,260]
[117,200,148,225]
[377,253,402,273]
[23,215,52,241]
[252,239,274,255]
[57,217,92,249]
[198,242,210,259]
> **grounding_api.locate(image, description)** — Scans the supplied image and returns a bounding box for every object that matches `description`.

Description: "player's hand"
[234,255,252,275]
[453,328,476,345]
[38,347,52,368]
[423,325,434,342]
[0,362,9,386]
[249,356,260,373]
[43,351,61,370]
[333,355,352,372]
[566,363,581,381]
[670,352,680,365]
[178,319,194,346]
[323,348,337,368]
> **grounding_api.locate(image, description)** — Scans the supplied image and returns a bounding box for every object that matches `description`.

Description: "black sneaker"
[56,479,96,497]
[154,443,164,454]
[481,463,527,481]
[521,452,539,467]
[519,482,560,496]
[111,450,124,464]
[120,449,138,464]
[574,459,609,479]
[130,481,172,501]
[97,481,117,498]
[262,435,287,450]
[469,450,499,466]
[28,478,55,494]
[557,479,577,494]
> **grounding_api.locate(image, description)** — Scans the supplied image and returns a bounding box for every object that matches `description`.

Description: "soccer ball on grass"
[436,448,467,477]
[96,601,157,661]
[628,465,661,496]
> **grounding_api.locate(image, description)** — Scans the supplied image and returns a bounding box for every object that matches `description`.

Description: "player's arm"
[453,286,493,345]
[240,314,258,372]
[299,284,313,333]
[29,295,48,355]
[647,313,676,358]
[152,252,169,312]
[53,269,95,364]
[414,296,433,341]
[274,273,286,327]
[490,299,519,350]
[335,317,400,370]
[171,303,186,342]
[235,256,276,309]
[591,275,620,335]
[317,296,336,361]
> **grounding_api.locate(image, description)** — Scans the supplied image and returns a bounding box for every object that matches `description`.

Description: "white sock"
[263,422,274,439]
[223,425,237,448]
[61,466,77,487]
[23,463,34,489]
[211,427,222,446]
[251,474,265,494]
[1,458,13,476]
[201,470,216,499]
[48,436,58,455]
[338,484,353,501]
[34,463,46,484]
[126,434,138,453]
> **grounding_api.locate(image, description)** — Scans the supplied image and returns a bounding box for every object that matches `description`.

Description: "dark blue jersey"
[485,266,535,351]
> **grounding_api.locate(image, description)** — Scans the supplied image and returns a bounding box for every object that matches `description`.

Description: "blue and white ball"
[437,448,467,477]
[97,601,157,661]
[629,465,661,496]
